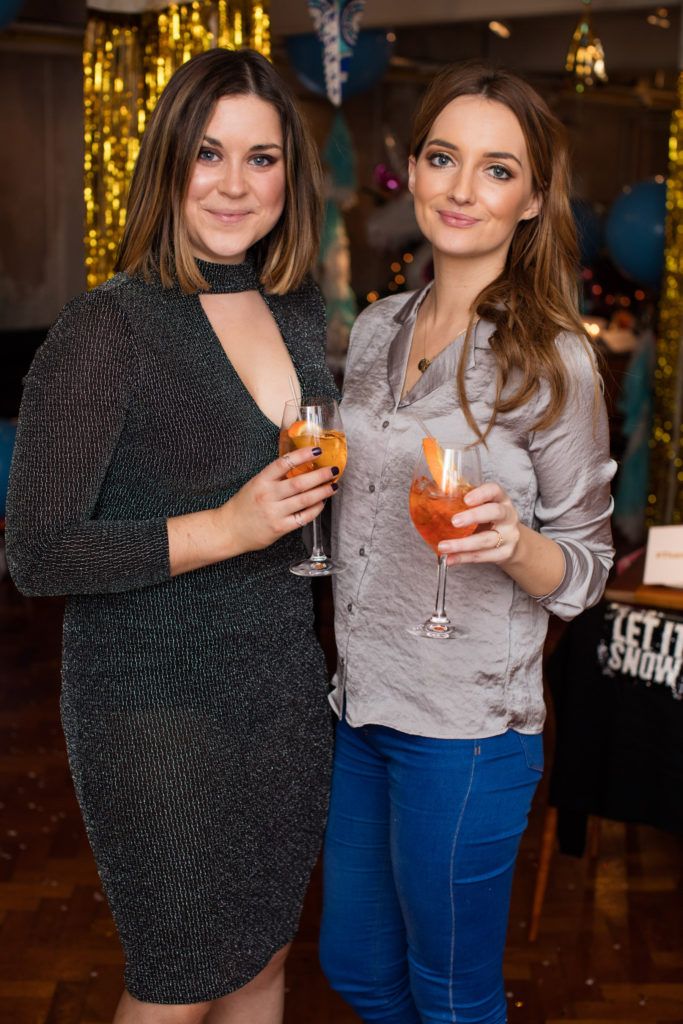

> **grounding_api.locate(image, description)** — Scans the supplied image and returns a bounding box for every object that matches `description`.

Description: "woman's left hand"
[438,482,520,567]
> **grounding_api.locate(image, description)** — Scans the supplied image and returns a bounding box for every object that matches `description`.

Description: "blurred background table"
[604,550,683,612]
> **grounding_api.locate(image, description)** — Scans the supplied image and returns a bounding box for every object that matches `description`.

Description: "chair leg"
[528,805,558,943]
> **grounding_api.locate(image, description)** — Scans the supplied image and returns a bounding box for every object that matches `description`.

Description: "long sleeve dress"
[6,257,337,1004]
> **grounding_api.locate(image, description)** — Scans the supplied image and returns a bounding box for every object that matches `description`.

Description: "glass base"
[407,619,459,640]
[289,557,346,577]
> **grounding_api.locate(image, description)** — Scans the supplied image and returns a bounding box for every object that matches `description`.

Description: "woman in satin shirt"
[320,62,615,1024]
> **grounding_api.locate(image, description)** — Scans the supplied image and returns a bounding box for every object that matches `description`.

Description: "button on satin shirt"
[329,286,616,739]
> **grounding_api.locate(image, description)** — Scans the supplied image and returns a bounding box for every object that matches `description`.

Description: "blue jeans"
[319,718,543,1024]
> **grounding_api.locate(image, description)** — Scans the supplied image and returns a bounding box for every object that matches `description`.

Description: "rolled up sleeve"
[528,336,616,620]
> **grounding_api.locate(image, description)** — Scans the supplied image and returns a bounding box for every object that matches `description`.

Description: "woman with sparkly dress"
[7,49,338,1024]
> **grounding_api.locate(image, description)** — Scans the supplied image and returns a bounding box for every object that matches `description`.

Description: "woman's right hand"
[168,446,339,576]
[215,445,339,555]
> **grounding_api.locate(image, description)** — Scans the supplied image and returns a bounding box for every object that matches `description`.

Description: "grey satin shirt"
[329,285,616,739]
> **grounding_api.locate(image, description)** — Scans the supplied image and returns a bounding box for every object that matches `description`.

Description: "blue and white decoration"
[307,0,366,106]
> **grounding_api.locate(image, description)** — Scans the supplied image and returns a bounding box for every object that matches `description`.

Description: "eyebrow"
[202,135,283,152]
[425,138,523,169]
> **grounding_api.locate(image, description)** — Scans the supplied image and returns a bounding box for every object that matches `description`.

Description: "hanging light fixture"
[565,0,607,93]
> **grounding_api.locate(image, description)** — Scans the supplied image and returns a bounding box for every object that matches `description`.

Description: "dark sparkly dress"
[6,258,336,1004]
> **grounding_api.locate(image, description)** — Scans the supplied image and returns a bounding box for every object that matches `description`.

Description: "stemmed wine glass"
[407,438,482,639]
[279,397,347,576]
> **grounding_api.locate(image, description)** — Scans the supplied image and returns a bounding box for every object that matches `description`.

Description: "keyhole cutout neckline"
[193,256,302,430]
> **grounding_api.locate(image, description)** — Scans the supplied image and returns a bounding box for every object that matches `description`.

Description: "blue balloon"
[285,29,393,102]
[606,180,666,287]
[572,199,603,267]
[0,0,24,29]
[0,420,17,520]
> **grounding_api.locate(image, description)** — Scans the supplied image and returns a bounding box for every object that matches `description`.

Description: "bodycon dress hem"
[124,922,301,1005]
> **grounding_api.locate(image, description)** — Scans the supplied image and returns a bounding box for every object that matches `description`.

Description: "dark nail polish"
[331,482,339,491]
[312,447,322,456]
[331,466,340,476]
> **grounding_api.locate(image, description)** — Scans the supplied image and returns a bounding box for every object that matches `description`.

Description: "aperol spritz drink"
[408,439,481,639]
[280,397,347,576]
[279,416,347,479]
[409,478,476,551]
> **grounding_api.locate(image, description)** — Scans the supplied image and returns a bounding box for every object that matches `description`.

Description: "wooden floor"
[1,575,683,1024]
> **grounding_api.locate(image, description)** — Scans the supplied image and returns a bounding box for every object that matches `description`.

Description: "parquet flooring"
[1,574,682,1024]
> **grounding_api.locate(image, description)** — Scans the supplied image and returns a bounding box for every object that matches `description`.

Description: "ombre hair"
[116,48,322,295]
[411,61,596,436]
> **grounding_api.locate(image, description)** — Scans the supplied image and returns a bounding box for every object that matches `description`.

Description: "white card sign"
[643,525,683,588]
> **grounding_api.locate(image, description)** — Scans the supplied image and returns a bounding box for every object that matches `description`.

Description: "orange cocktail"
[409,477,477,553]
[278,420,347,478]
[406,437,482,640]
[280,396,347,577]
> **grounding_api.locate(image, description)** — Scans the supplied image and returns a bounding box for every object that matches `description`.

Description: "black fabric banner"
[598,602,683,700]
[547,601,683,856]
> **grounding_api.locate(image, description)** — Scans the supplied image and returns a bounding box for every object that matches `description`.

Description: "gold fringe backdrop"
[84,1,271,289]
[649,70,683,525]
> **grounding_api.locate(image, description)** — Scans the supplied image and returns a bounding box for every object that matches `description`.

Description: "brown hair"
[411,61,596,436]
[116,48,322,295]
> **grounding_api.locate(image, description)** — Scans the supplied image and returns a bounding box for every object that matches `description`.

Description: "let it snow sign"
[598,601,683,700]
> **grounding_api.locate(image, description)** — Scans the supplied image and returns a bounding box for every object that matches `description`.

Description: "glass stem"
[310,513,327,562]
[431,555,450,624]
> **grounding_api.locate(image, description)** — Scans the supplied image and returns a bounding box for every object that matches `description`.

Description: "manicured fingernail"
[452,514,467,526]
[331,466,340,476]
[464,491,475,504]
[312,447,322,456]
[331,482,339,491]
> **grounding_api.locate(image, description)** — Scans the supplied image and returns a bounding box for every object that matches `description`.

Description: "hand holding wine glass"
[407,438,481,640]
[436,481,522,567]
[214,444,338,554]
[168,443,338,578]
[280,396,347,576]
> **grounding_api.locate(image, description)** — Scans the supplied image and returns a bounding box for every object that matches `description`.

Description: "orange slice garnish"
[287,419,309,439]
[422,436,445,486]
[287,419,321,451]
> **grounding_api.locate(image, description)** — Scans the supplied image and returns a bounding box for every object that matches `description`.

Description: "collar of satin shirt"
[387,282,493,408]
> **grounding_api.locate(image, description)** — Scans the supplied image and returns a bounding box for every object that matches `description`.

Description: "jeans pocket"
[516,732,544,773]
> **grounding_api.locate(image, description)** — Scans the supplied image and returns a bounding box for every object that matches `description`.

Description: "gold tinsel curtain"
[84,1,271,289]
[649,71,683,525]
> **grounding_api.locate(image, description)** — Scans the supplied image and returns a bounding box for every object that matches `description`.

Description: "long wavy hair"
[411,61,595,436]
[116,48,322,295]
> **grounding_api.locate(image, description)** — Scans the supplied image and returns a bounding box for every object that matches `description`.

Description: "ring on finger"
[293,510,304,528]
[491,528,504,549]
[282,453,297,473]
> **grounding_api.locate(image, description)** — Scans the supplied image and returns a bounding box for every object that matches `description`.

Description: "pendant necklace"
[417,303,433,373]
[416,300,477,374]
[417,301,432,372]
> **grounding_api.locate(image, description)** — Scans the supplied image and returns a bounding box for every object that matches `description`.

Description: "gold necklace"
[416,302,476,374]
